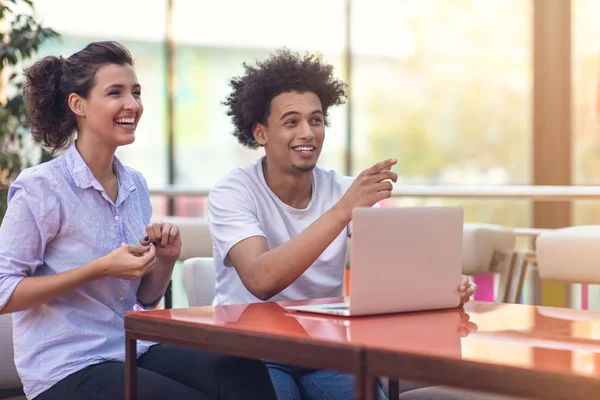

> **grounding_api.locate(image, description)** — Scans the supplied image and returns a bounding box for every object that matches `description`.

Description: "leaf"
[0,5,11,19]
[41,27,60,39]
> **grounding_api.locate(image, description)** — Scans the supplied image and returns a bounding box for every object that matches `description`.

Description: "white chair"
[397,386,520,399]
[461,223,516,275]
[536,225,600,284]
[161,216,212,262]
[161,217,216,307]
[0,314,24,399]
[461,223,521,303]
[183,257,216,307]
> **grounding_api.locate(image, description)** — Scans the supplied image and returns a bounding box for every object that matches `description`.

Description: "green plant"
[0,0,59,220]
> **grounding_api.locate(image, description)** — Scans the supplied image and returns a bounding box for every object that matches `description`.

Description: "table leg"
[363,374,381,400]
[389,378,399,399]
[125,333,137,400]
[355,370,365,400]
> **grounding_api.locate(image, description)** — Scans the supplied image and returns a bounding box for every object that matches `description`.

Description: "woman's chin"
[117,134,136,146]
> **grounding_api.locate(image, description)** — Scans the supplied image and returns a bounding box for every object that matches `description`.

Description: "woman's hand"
[140,221,181,262]
[100,244,156,280]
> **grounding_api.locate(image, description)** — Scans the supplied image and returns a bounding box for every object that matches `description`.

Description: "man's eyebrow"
[279,109,323,120]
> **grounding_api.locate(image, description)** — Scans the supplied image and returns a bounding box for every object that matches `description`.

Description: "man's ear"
[67,93,86,117]
[253,122,267,146]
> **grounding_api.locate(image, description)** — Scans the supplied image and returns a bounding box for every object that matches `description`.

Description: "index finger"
[366,158,397,175]
[137,243,156,262]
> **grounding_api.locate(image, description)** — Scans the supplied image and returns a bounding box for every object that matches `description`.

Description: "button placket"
[113,205,127,248]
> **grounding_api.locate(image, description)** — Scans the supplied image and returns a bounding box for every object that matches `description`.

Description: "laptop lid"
[349,206,464,315]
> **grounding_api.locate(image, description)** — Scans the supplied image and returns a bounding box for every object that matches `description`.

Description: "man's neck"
[262,158,313,209]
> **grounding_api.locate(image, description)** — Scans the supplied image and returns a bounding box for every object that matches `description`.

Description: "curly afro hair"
[223,48,347,149]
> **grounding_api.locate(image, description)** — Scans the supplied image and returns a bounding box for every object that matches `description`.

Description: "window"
[351,0,532,231]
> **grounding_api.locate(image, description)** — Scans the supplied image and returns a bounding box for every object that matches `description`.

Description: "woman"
[0,41,276,400]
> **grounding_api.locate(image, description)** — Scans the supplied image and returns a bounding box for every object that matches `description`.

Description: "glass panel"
[351,0,532,231]
[572,0,600,311]
[573,0,600,210]
[171,0,348,193]
[34,0,169,188]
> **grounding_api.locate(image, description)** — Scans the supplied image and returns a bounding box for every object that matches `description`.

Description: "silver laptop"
[285,206,464,317]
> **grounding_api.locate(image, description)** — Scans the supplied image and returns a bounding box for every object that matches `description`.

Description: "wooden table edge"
[364,348,600,400]
[124,313,368,399]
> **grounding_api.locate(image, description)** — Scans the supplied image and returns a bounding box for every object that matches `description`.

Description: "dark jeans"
[35,344,277,400]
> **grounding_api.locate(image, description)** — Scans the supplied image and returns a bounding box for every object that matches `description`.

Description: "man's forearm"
[244,205,350,300]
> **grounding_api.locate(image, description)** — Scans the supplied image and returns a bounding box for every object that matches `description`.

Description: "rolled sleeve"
[0,177,59,311]
[136,297,162,310]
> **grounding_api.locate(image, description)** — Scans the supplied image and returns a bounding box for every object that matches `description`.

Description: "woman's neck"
[75,134,117,183]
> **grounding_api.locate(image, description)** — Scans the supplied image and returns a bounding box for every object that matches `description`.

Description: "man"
[208,49,477,400]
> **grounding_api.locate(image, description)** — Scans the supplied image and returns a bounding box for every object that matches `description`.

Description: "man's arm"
[228,205,350,300]
[228,159,397,301]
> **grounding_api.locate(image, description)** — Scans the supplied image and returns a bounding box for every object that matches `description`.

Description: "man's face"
[254,91,325,173]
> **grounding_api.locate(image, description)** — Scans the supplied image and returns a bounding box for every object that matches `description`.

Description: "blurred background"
[22,0,597,224]
[1,0,600,308]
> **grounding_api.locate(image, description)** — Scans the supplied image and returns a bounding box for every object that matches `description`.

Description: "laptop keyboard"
[320,303,349,310]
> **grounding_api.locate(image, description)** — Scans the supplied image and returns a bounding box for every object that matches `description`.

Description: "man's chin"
[291,162,316,172]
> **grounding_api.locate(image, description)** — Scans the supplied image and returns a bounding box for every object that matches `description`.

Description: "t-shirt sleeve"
[207,175,265,268]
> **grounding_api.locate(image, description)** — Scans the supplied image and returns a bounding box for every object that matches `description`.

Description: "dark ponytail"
[23,41,134,152]
[23,56,71,151]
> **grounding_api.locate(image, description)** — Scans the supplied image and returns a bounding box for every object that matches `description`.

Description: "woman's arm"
[1,245,157,314]
[137,256,176,307]
[1,261,102,314]
[136,221,181,307]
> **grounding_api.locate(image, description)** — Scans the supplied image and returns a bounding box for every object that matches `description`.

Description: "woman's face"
[76,63,143,148]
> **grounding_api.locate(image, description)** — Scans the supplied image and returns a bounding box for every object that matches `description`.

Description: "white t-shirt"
[207,157,354,305]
